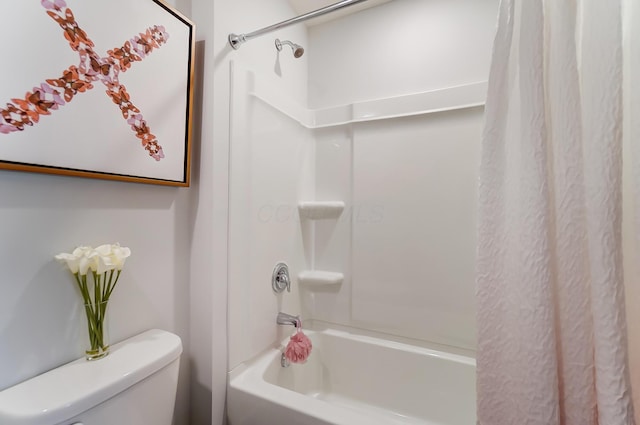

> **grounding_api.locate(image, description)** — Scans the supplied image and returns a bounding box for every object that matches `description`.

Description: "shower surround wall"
[210,0,313,420]
[226,0,498,373]
[227,63,313,369]
[220,1,310,371]
[304,0,497,352]
[310,111,482,350]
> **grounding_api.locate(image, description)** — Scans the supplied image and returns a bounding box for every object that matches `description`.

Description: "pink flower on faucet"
[284,330,312,364]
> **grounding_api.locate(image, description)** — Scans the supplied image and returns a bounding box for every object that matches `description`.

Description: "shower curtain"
[477,0,636,424]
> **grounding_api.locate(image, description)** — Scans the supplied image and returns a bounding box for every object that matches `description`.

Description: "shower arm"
[228,0,369,50]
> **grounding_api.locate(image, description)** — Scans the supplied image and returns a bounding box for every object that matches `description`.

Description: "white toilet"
[0,328,182,425]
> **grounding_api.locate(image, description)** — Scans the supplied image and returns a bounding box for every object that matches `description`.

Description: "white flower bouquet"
[55,243,131,360]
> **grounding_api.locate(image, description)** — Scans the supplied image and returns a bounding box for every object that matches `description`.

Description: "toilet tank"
[0,329,182,425]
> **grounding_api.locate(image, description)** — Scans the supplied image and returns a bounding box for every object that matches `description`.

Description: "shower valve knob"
[272,262,291,293]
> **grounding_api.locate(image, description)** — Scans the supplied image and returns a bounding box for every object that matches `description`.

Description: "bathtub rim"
[229,320,476,378]
[307,320,476,357]
[227,323,476,425]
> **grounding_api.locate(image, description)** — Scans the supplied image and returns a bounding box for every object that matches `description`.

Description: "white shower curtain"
[628,0,640,420]
[477,0,636,424]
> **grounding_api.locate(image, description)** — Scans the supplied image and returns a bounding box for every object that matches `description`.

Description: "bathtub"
[227,326,476,425]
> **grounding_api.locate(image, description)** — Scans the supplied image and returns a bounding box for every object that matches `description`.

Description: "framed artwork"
[0,0,195,186]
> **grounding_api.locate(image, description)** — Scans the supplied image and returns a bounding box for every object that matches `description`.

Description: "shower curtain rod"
[228,0,369,50]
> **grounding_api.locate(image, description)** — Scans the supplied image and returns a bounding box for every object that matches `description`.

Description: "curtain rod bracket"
[228,33,245,50]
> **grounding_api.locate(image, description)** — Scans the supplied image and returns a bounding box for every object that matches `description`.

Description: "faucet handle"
[272,263,291,293]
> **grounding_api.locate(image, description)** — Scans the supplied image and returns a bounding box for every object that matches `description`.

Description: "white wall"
[0,0,223,424]
[304,0,498,352]
[0,159,194,425]
[184,0,216,423]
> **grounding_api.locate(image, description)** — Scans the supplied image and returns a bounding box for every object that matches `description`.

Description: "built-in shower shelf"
[298,201,345,220]
[298,271,344,286]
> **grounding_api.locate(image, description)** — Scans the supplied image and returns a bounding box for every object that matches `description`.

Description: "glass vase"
[82,300,110,360]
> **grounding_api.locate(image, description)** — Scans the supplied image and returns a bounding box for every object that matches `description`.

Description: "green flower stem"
[106,270,121,300]
[74,273,97,350]
[104,270,114,300]
[74,271,113,354]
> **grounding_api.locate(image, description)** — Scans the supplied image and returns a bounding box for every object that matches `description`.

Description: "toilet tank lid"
[0,329,182,425]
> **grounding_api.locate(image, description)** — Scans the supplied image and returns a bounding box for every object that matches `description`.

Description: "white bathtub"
[228,326,476,425]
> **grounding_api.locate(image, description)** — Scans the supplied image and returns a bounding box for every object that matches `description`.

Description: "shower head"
[275,39,304,58]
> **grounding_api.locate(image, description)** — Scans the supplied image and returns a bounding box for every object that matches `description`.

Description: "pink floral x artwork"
[0,1,170,162]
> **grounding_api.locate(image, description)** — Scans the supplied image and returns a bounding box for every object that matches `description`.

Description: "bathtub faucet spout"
[277,312,300,328]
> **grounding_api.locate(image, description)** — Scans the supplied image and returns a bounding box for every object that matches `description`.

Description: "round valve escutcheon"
[272,262,291,293]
